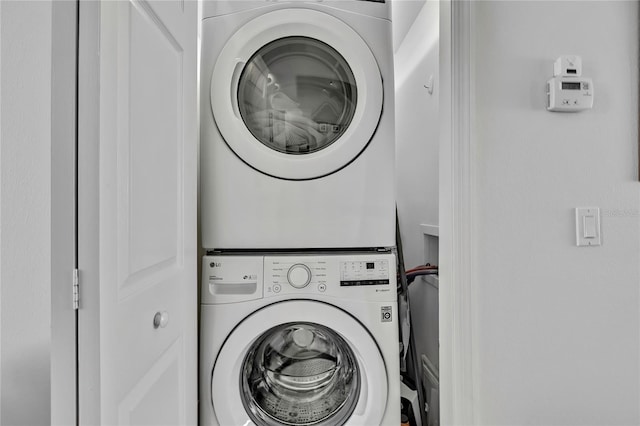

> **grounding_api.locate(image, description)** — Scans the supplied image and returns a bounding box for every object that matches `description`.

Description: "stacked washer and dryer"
[199,1,399,425]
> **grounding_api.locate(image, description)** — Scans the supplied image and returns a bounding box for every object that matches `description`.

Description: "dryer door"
[211,301,388,426]
[209,8,383,180]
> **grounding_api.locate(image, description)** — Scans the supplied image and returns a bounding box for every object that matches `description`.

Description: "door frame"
[439,0,477,424]
[51,1,101,423]
[51,0,79,424]
[76,0,102,422]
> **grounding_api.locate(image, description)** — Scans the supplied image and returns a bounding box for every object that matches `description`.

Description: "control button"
[318,284,326,292]
[273,284,281,293]
[287,264,312,289]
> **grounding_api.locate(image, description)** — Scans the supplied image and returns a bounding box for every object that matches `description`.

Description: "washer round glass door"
[211,301,388,426]
[210,8,383,180]
[241,322,359,425]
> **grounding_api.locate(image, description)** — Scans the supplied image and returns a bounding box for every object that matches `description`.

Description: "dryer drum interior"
[237,36,358,155]
[240,322,360,426]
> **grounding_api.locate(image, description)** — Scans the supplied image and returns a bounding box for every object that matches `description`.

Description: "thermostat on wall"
[546,55,594,112]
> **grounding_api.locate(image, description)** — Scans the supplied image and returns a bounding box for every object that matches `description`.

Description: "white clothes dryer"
[200,0,395,250]
[200,252,401,425]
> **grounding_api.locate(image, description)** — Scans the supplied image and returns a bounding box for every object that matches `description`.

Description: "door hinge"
[73,268,79,310]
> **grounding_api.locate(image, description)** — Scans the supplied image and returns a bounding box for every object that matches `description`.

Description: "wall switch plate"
[575,207,601,246]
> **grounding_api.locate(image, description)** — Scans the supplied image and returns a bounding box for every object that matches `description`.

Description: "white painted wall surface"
[395,0,439,270]
[394,0,440,379]
[472,2,639,424]
[392,0,428,52]
[0,1,52,424]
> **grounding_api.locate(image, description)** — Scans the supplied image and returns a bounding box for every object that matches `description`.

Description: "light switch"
[583,215,596,238]
[576,207,601,246]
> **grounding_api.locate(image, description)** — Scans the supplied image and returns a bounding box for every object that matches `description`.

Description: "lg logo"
[210,262,221,268]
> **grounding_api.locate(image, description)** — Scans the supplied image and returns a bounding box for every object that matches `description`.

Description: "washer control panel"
[340,260,390,286]
[263,253,395,301]
[202,253,397,304]
[287,264,312,288]
[264,258,329,294]
[201,256,263,305]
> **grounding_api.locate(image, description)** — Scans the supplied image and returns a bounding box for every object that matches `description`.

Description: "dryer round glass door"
[211,300,388,426]
[210,8,383,180]
[238,37,357,156]
[241,322,359,426]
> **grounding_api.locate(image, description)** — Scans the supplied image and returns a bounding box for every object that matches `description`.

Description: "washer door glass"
[238,37,357,155]
[241,322,360,426]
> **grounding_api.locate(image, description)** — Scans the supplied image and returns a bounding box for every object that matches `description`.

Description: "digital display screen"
[366,262,375,270]
[340,279,389,287]
[562,82,581,91]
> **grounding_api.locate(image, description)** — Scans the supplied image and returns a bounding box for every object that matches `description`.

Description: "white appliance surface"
[200,252,401,426]
[200,0,395,250]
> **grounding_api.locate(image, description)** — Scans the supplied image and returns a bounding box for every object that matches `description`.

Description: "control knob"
[287,264,312,289]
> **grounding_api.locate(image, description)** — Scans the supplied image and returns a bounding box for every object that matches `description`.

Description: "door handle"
[153,311,169,329]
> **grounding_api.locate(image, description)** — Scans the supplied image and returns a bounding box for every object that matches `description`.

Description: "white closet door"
[77,0,198,424]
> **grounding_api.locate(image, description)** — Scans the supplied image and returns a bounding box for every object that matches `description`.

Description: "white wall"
[394,0,439,270]
[0,1,52,424]
[472,2,639,424]
[394,0,440,375]
[392,0,429,52]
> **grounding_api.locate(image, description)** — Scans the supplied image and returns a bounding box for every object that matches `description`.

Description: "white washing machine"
[200,252,401,425]
[200,0,395,250]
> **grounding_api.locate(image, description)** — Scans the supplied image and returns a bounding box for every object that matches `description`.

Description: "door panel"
[78,0,197,424]
[118,0,184,296]
[118,338,184,425]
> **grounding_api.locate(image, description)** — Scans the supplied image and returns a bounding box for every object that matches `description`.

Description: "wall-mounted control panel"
[547,55,594,112]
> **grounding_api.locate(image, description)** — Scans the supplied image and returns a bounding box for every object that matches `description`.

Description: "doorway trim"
[51,0,79,424]
[439,0,477,423]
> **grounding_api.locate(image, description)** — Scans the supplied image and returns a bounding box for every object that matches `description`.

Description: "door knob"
[153,311,169,329]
